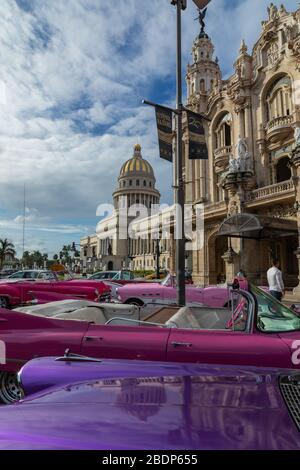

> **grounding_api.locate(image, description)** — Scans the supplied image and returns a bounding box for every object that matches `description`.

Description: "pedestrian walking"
[267,258,285,301]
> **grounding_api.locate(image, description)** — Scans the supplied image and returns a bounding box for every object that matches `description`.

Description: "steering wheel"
[226,299,247,329]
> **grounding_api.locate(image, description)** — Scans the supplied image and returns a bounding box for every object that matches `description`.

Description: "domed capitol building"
[82,3,300,294]
[80,144,171,272]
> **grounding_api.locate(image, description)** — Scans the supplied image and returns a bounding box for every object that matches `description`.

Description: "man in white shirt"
[267,258,285,301]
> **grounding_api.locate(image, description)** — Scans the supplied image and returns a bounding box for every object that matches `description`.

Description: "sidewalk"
[283,291,300,307]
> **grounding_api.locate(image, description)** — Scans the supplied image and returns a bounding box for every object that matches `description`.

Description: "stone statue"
[228,155,239,173]
[294,126,300,146]
[268,3,278,21]
[236,136,248,159]
[235,137,252,172]
[197,7,208,33]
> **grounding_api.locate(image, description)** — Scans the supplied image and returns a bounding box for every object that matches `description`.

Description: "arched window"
[136,180,140,186]
[266,75,292,122]
[129,180,132,186]
[108,261,114,270]
[214,113,232,149]
[200,79,205,92]
[276,156,291,183]
[143,180,146,187]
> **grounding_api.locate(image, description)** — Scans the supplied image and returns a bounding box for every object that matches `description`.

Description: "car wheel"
[0,372,23,404]
[125,298,144,307]
[0,297,9,309]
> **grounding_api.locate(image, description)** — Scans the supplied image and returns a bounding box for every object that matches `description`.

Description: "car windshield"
[9,271,24,279]
[24,271,39,279]
[162,274,174,286]
[91,272,117,280]
[251,285,300,333]
[112,271,133,280]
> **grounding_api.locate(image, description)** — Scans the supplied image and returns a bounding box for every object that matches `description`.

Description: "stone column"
[244,105,253,155]
[169,231,176,273]
[238,109,245,138]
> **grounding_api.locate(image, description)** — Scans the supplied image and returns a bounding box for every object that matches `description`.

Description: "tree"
[31,251,44,268]
[0,239,16,269]
[60,245,73,265]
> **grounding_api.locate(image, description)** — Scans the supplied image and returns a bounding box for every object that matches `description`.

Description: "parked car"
[3,357,300,450]
[116,273,232,307]
[88,270,152,298]
[7,270,58,281]
[88,270,135,281]
[0,269,18,279]
[0,276,111,309]
[0,284,300,404]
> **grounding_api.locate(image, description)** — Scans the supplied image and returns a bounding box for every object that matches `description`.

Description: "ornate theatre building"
[183,3,300,291]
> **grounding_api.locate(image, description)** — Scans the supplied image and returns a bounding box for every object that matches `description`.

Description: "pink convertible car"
[0,277,111,309]
[116,274,233,307]
[0,284,299,404]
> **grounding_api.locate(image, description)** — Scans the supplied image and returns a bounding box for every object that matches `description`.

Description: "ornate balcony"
[214,145,233,171]
[246,180,294,205]
[265,115,294,144]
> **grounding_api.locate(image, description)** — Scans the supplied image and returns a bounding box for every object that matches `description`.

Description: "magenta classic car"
[2,357,298,450]
[116,274,233,307]
[0,284,300,404]
[0,277,111,309]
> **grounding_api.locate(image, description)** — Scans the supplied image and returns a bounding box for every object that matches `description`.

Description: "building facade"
[182,3,300,290]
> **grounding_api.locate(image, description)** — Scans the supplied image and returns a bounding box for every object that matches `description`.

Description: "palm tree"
[0,239,16,269]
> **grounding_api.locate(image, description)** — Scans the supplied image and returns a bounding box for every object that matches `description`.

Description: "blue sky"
[0,0,297,257]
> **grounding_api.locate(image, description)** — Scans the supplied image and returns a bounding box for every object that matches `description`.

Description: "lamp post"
[170,0,211,306]
[170,0,185,306]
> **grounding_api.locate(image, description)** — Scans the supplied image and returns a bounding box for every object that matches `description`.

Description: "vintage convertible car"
[2,357,300,450]
[0,285,300,404]
[0,277,111,309]
[116,273,233,307]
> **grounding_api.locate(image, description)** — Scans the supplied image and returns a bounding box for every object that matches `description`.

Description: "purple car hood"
[0,359,299,450]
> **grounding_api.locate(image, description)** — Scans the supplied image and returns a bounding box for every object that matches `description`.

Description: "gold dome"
[120,144,154,178]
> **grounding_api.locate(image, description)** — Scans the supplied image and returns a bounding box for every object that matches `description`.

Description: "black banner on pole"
[187,110,208,160]
[155,106,173,162]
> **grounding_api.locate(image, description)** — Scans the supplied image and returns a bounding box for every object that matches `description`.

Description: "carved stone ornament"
[266,204,297,218]
[267,41,279,67]
[267,3,278,22]
[294,126,300,146]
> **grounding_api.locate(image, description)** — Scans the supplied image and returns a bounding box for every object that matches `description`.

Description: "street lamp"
[169,0,212,307]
